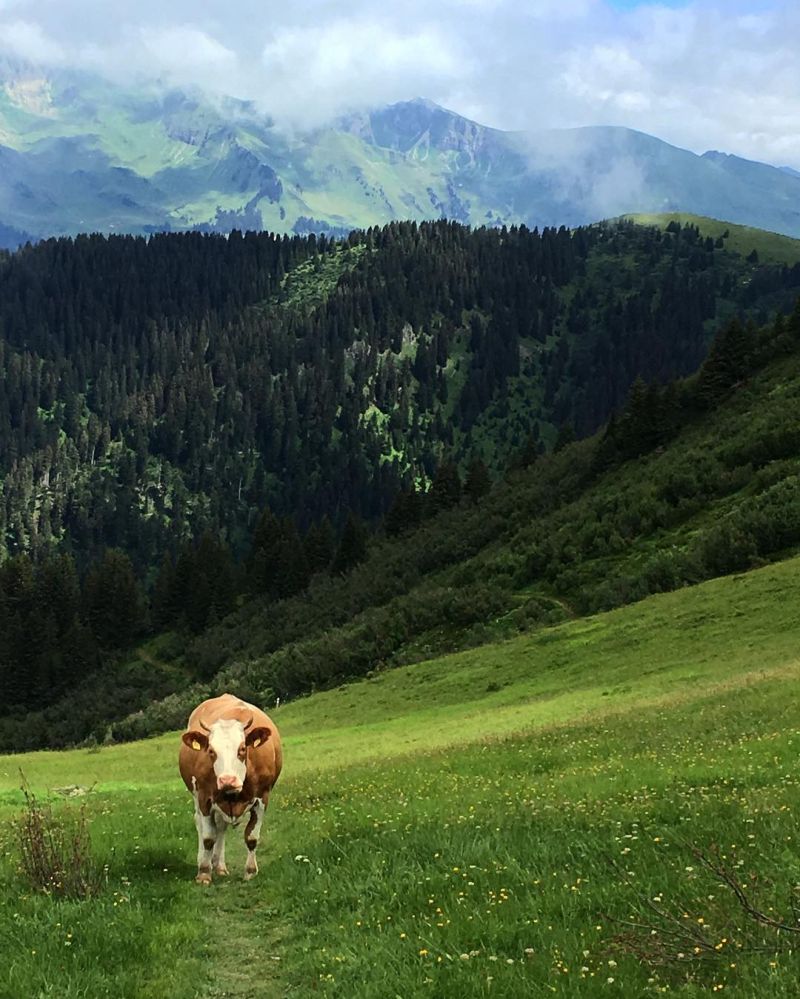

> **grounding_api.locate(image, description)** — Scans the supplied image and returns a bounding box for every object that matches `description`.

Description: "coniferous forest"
[2,217,800,746]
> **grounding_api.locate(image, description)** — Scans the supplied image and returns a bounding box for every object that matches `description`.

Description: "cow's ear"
[183,731,208,752]
[246,726,271,749]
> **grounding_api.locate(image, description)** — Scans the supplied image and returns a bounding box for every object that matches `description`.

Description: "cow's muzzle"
[217,775,243,793]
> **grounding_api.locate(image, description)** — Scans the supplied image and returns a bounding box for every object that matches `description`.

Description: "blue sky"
[608,0,687,7]
[0,0,798,167]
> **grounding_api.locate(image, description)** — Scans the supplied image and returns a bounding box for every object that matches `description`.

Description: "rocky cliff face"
[341,98,521,174]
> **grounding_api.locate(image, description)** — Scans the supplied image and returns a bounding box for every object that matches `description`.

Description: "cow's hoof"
[214,865,230,877]
[244,869,258,881]
[196,872,212,885]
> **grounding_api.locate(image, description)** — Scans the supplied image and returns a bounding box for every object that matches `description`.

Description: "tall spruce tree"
[464,458,491,503]
[384,487,423,536]
[83,549,144,649]
[332,513,368,575]
[697,318,753,403]
[428,461,462,513]
[304,517,336,575]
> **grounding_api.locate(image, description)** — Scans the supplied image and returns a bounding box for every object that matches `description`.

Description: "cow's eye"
[209,749,217,760]
[238,747,246,759]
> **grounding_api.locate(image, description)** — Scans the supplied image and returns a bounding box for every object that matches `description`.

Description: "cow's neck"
[215,794,255,820]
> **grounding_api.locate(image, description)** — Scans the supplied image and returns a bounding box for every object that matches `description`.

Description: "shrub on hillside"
[216,582,514,702]
[109,683,210,742]
[16,783,104,900]
[693,522,759,577]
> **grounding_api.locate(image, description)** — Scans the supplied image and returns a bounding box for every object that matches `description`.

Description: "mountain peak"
[702,149,731,162]
[405,96,444,112]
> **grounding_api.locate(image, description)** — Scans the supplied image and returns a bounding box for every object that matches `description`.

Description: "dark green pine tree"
[33,553,83,694]
[464,458,491,503]
[248,507,282,596]
[196,532,237,621]
[32,611,61,701]
[0,555,35,706]
[83,549,145,650]
[331,513,368,575]
[171,541,198,626]
[617,376,664,458]
[509,427,541,472]
[593,409,630,472]
[185,570,213,635]
[787,297,800,339]
[384,487,422,536]
[553,422,576,453]
[151,552,179,630]
[428,460,462,514]
[274,518,310,599]
[304,517,336,576]
[697,318,753,404]
[36,553,81,634]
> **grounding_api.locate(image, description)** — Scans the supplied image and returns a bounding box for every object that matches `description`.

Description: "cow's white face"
[207,719,248,793]
[182,720,271,794]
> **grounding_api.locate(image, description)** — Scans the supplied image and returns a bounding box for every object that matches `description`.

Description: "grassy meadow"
[623,212,800,264]
[2,558,800,996]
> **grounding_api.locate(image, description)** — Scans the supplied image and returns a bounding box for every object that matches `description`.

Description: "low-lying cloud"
[0,0,798,168]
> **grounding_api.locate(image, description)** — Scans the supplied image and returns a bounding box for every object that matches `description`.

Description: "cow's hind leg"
[243,798,266,881]
[212,810,229,876]
[193,799,216,885]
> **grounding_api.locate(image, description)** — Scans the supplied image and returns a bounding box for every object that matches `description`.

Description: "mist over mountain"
[1,68,800,247]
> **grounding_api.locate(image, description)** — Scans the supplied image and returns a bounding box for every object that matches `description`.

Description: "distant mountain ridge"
[1,69,800,246]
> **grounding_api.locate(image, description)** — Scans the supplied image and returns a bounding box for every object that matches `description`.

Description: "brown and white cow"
[178,693,282,884]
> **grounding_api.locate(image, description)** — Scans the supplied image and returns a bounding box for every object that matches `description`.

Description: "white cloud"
[0,0,798,167]
[141,25,239,85]
[501,1,800,167]
[260,19,462,126]
[0,19,66,64]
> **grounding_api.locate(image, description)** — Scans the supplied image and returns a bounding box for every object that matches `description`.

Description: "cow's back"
[179,693,282,796]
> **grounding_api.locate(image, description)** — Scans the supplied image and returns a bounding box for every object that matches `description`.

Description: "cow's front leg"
[193,799,216,885]
[212,809,229,876]
[243,798,266,881]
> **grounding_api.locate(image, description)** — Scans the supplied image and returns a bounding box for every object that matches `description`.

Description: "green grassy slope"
[2,558,800,996]
[136,327,800,738]
[624,212,800,264]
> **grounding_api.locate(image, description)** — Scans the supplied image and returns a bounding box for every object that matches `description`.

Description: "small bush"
[110,682,209,741]
[16,780,105,900]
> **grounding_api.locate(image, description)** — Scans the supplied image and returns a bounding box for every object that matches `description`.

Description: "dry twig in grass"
[16,772,105,900]
[603,844,800,971]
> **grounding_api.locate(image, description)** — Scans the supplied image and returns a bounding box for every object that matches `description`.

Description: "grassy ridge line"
[2,555,799,796]
[624,211,800,263]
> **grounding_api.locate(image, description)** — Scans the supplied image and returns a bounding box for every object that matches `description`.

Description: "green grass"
[625,212,800,264]
[2,558,800,995]
[274,244,368,315]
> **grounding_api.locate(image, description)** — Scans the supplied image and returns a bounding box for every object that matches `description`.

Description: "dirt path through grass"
[196,831,291,999]
[196,878,288,998]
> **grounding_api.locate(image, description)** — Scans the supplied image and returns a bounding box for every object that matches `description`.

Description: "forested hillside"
[2,273,800,749]
[2,218,799,574]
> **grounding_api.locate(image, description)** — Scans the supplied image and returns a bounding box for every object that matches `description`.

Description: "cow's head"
[182,716,271,794]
